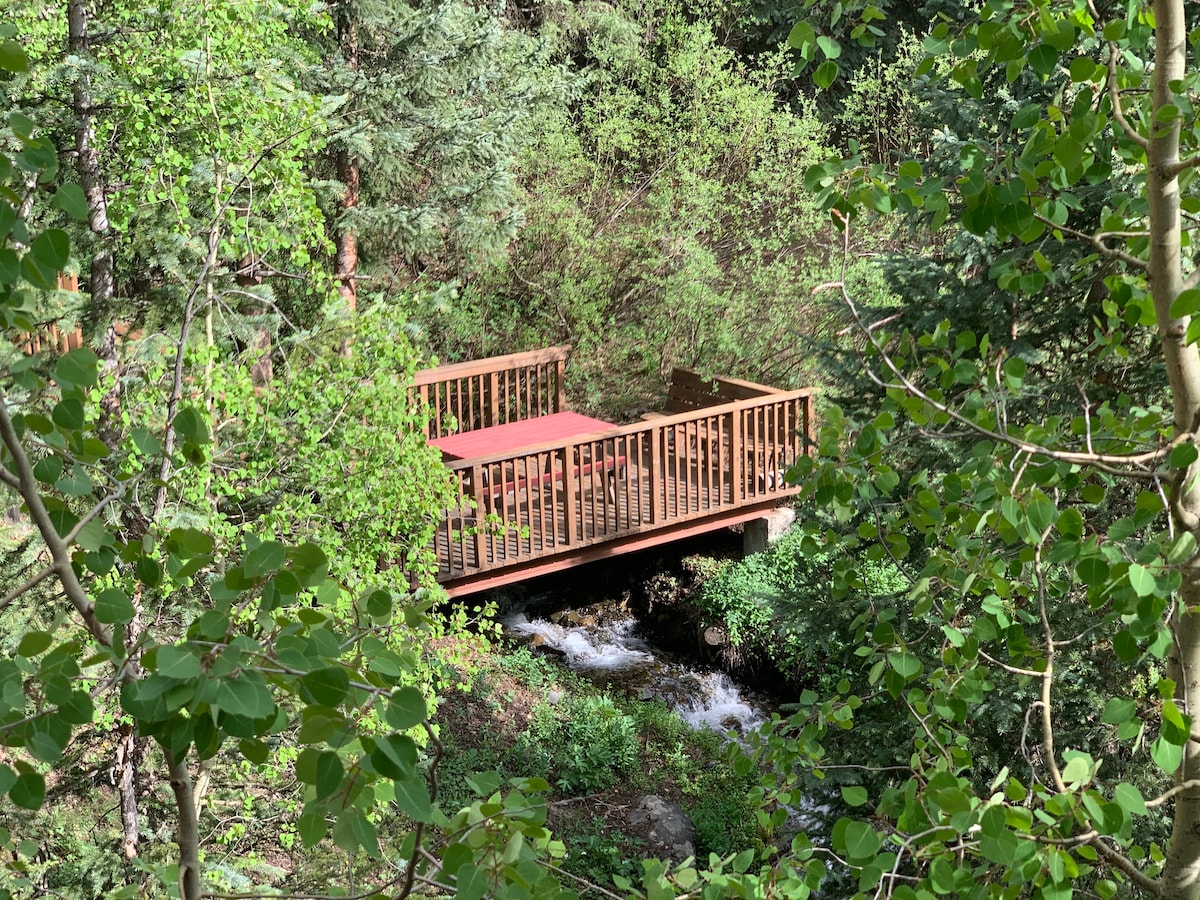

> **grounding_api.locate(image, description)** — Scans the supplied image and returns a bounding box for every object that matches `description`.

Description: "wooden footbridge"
[417,348,815,597]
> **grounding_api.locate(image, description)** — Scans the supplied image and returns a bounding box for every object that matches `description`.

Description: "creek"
[501,596,830,875]
[502,604,772,735]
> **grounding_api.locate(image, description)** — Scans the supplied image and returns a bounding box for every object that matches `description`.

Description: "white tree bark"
[1145,2,1200,897]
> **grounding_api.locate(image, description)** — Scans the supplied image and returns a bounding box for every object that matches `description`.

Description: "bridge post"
[743,507,795,556]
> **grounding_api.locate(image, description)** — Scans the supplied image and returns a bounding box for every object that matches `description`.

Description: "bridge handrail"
[415,346,571,438]
[441,387,817,469]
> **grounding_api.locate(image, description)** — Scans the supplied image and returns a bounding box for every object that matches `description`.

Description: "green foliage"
[0,44,596,900]
[207,302,453,586]
[14,0,334,322]
[315,0,570,282]
[737,2,1200,893]
[561,816,648,886]
[518,695,640,795]
[438,644,768,879]
[696,527,906,683]
[424,0,893,414]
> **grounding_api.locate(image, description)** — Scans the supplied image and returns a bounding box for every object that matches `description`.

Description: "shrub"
[696,523,907,685]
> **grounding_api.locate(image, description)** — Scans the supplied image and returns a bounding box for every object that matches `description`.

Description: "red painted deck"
[414,349,815,598]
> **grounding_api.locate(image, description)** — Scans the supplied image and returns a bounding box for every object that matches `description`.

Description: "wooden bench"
[476,451,629,507]
[642,368,775,419]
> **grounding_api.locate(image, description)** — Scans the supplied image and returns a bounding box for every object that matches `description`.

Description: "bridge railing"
[414,346,570,439]
[433,388,815,580]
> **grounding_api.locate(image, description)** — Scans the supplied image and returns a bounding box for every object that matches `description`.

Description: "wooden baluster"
[469,464,485,572]
[717,413,728,505]
[621,435,628,526]
[539,451,550,550]
[650,427,662,525]
[585,440,596,538]
[436,384,445,437]
[686,419,695,514]
[489,372,499,428]
[455,473,468,572]
[419,384,431,437]
[732,408,743,501]
[599,439,609,534]
[592,439,602,537]
[521,455,533,559]
[764,403,773,492]
[753,406,762,495]
[564,442,578,546]
[704,416,714,507]
[550,449,563,547]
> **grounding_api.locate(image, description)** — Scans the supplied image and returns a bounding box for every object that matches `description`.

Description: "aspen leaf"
[1152,735,1182,774]
[51,184,87,220]
[393,776,432,823]
[94,588,135,625]
[386,686,427,729]
[1127,563,1156,597]
[9,769,44,810]
[0,40,28,73]
[52,348,99,391]
[1100,698,1136,724]
[17,632,52,658]
[837,819,881,862]
[841,786,869,807]
[813,61,839,89]
[1114,783,1147,816]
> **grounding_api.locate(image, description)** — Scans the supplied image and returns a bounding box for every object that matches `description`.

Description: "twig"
[1030,212,1149,270]
[0,563,56,612]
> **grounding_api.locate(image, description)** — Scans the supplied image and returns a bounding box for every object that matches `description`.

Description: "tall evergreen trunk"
[67,0,141,865]
[335,4,360,313]
[1149,2,1200,897]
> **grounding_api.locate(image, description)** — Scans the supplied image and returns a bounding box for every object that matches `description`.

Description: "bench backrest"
[662,368,775,413]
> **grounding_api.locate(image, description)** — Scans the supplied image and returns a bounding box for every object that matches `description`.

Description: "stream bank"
[433,592,775,884]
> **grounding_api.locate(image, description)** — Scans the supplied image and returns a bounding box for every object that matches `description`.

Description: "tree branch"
[977,648,1043,678]
[826,278,1178,477]
[1164,155,1200,178]
[0,563,56,613]
[0,393,113,648]
[1147,778,1200,809]
[1093,839,1163,896]
[1030,212,1149,270]
[1105,35,1150,150]
[152,127,311,521]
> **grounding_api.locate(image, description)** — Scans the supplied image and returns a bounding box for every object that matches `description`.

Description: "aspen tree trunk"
[67,0,143,866]
[67,0,120,450]
[335,3,360,313]
[1150,2,1200,897]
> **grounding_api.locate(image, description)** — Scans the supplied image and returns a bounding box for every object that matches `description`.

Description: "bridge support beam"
[743,507,795,556]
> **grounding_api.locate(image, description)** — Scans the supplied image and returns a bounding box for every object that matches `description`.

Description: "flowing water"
[502,608,771,735]
[503,603,829,864]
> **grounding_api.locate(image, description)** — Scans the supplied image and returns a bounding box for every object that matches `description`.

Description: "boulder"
[626,795,695,862]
